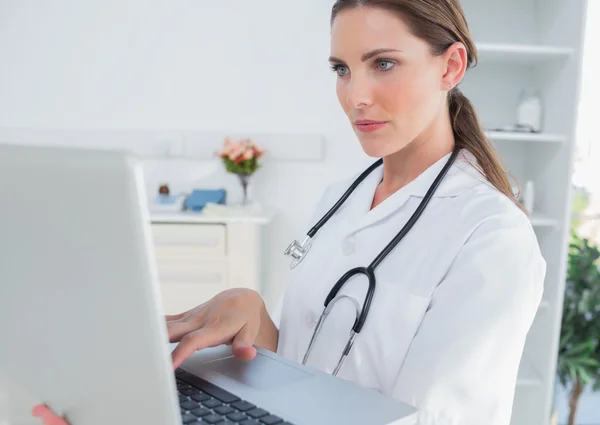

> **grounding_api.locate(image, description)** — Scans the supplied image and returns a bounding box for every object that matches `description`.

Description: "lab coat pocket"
[364,286,431,393]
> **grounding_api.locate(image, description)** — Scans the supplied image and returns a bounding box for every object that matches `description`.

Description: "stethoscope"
[284,147,461,376]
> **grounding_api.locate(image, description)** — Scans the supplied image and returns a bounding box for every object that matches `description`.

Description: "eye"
[330,64,349,77]
[376,59,395,71]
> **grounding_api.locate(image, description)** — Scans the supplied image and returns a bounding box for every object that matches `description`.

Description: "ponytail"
[449,88,525,213]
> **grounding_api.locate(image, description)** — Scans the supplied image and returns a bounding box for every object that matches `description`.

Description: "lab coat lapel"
[341,161,415,237]
[346,186,412,236]
[343,151,463,237]
[339,163,385,232]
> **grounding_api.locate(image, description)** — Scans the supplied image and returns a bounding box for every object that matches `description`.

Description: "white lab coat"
[275,149,546,425]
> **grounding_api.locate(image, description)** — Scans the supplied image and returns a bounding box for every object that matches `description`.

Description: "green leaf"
[577,367,592,385]
[566,340,596,357]
[221,157,260,176]
[574,357,600,368]
[561,328,575,348]
[568,362,578,384]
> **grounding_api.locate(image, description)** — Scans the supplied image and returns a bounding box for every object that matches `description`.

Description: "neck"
[383,112,455,193]
[371,109,455,209]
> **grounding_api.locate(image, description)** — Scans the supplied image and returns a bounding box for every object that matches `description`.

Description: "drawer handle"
[153,237,221,247]
[159,273,222,284]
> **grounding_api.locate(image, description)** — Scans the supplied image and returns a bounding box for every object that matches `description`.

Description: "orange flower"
[218,137,266,165]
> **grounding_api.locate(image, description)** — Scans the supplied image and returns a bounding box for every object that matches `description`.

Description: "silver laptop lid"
[0,144,181,425]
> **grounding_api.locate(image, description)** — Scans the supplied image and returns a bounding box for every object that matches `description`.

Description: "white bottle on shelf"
[517,90,544,133]
[523,180,535,213]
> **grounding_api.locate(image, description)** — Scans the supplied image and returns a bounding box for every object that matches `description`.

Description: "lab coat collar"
[345,149,485,236]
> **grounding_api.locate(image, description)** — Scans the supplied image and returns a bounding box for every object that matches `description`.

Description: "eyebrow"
[328,48,403,63]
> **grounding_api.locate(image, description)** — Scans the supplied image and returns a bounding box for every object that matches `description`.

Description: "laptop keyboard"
[175,368,295,425]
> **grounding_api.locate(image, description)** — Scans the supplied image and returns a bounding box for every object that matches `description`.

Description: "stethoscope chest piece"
[284,235,313,269]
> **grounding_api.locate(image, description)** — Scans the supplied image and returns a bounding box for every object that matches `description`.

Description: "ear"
[441,42,468,91]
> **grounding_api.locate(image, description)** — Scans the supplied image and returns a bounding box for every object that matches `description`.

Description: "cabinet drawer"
[151,223,226,259]
[158,262,228,315]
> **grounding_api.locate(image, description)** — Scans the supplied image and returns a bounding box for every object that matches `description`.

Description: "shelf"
[517,359,543,387]
[529,215,559,228]
[476,42,574,63]
[485,131,567,144]
[149,208,275,225]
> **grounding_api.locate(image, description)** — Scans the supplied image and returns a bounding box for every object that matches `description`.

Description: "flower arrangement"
[216,138,266,204]
[217,138,265,176]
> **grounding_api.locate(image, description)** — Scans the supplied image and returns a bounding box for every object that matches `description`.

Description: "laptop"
[0,143,417,425]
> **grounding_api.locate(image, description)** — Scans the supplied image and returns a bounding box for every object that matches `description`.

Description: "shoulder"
[436,152,546,281]
[460,173,534,241]
[449,172,546,286]
[309,167,369,218]
[447,151,535,240]
[434,180,546,319]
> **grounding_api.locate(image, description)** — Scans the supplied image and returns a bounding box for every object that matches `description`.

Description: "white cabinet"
[157,259,229,315]
[152,223,227,259]
[150,211,273,315]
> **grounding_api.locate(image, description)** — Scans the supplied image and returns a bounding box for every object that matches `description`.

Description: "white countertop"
[149,204,275,225]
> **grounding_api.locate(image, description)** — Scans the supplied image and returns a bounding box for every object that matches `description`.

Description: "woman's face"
[330,7,452,158]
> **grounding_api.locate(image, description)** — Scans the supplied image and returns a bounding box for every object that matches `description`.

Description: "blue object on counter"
[184,189,227,212]
[151,194,186,212]
[154,195,180,205]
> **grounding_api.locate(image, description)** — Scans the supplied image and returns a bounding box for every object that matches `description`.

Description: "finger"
[166,302,206,323]
[32,404,50,417]
[39,409,58,424]
[166,320,199,343]
[46,414,69,425]
[231,323,259,361]
[32,405,68,425]
[165,312,186,322]
[171,327,229,370]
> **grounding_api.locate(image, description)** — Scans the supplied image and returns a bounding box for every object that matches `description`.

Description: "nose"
[345,75,373,109]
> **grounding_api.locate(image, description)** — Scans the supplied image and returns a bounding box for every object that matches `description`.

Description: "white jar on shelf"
[517,90,544,133]
[523,181,535,213]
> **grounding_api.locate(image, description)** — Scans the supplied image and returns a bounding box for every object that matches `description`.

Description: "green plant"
[557,232,600,425]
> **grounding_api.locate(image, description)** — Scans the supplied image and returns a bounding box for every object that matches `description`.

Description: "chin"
[357,136,407,158]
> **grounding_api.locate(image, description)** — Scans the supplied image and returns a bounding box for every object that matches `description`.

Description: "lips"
[354,120,388,133]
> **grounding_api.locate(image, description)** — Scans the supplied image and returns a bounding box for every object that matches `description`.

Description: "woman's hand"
[30,288,278,424]
[32,404,69,425]
[167,288,279,369]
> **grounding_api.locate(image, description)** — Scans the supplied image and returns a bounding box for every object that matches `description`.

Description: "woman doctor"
[33,0,546,424]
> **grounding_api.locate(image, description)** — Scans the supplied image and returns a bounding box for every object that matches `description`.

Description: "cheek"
[336,82,350,116]
[376,68,441,130]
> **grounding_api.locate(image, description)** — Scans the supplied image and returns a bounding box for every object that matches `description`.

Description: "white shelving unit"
[461,1,588,424]
[530,215,560,228]
[476,43,574,63]
[485,131,567,144]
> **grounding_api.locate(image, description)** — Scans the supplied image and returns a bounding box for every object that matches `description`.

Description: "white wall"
[0,0,375,309]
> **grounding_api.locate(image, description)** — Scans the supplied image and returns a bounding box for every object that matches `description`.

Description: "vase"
[237,173,251,205]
